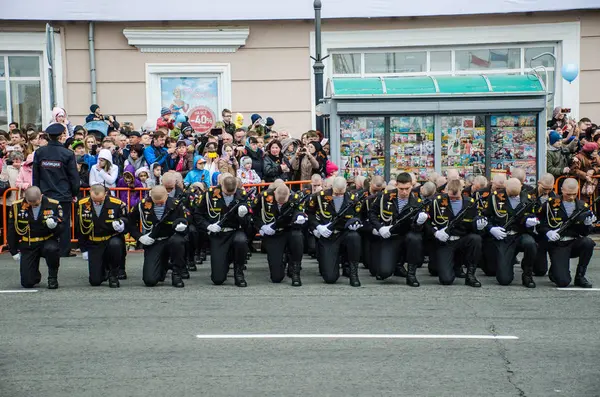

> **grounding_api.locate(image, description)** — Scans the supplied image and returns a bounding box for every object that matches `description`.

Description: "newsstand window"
[340,116,385,179]
[440,115,486,178]
[389,116,435,181]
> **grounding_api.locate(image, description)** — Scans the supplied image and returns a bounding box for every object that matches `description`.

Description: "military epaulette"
[584,202,589,208]
[109,197,122,205]
[417,198,422,203]
[79,197,90,205]
[470,198,475,203]
[437,195,442,199]
[320,191,325,196]
[294,194,299,199]
[47,198,59,204]
[527,194,531,199]
[351,194,355,200]
[263,191,268,197]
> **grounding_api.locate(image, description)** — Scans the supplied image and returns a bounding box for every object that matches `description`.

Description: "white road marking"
[195,334,518,340]
[556,288,600,291]
[0,289,39,293]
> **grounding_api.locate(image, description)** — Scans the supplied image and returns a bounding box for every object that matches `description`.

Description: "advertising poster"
[340,117,385,178]
[441,115,486,177]
[160,77,219,133]
[390,116,434,181]
[490,114,537,184]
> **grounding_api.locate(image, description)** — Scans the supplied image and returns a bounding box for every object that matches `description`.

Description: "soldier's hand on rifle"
[372,229,380,236]
[525,217,540,228]
[238,205,248,218]
[260,224,276,236]
[476,218,488,230]
[379,226,392,239]
[490,226,507,240]
[207,223,222,234]
[416,212,428,225]
[45,217,58,229]
[546,230,560,242]
[316,224,332,238]
[434,227,449,242]
[139,234,155,246]
[584,214,597,226]
[175,222,187,232]
[294,215,307,225]
[82,252,89,261]
[12,253,20,262]
[112,220,125,233]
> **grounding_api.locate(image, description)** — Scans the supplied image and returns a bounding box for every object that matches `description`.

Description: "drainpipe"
[88,22,97,104]
[45,23,56,108]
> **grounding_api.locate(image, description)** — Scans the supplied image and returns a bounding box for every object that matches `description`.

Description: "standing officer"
[306,176,363,287]
[530,173,557,276]
[32,123,80,258]
[482,178,537,288]
[76,184,128,288]
[253,184,306,286]
[129,186,189,288]
[7,187,63,289]
[538,178,595,288]
[195,176,250,287]
[369,173,429,287]
[426,179,487,287]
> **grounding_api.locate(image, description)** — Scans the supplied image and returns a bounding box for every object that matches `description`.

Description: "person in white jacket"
[89,149,119,193]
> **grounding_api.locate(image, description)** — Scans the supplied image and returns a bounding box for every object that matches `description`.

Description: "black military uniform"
[76,195,128,287]
[195,186,250,287]
[32,123,80,257]
[426,194,484,287]
[306,189,363,287]
[184,187,204,272]
[301,187,318,257]
[538,196,595,288]
[369,189,426,286]
[482,190,537,287]
[530,189,557,276]
[359,190,381,277]
[129,196,188,287]
[8,196,63,289]
[253,190,306,286]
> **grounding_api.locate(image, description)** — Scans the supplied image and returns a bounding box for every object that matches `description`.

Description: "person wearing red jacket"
[156,107,175,131]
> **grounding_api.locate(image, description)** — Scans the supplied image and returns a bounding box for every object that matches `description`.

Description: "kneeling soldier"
[538,178,595,288]
[369,173,428,287]
[254,184,306,286]
[76,184,128,288]
[129,186,189,288]
[8,187,63,289]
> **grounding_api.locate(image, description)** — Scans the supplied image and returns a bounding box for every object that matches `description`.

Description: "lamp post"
[311,0,328,136]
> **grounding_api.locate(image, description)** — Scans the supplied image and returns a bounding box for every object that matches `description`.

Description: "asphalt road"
[1,252,599,397]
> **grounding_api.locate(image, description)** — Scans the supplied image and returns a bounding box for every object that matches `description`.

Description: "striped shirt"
[154,204,165,219]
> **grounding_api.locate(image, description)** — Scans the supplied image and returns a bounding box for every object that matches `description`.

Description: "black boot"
[522,267,536,288]
[574,265,593,288]
[291,262,302,287]
[194,252,203,266]
[187,259,197,272]
[200,249,207,261]
[454,266,467,279]
[342,263,350,278]
[234,264,247,287]
[47,267,59,290]
[117,268,127,280]
[394,264,407,278]
[465,265,481,288]
[406,263,420,287]
[349,262,361,287]
[172,269,184,288]
[109,273,120,288]
[180,264,190,280]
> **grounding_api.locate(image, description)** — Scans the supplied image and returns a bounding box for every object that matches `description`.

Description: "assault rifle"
[148,186,193,239]
[503,200,536,230]
[445,196,482,234]
[556,196,600,235]
[216,194,249,228]
[389,198,431,234]
[270,193,312,230]
[326,194,366,231]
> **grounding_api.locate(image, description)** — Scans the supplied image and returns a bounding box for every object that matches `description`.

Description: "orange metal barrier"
[1,180,312,251]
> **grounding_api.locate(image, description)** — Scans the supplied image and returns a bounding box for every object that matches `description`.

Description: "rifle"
[148,186,191,239]
[326,194,365,231]
[389,198,431,234]
[270,193,312,230]
[556,196,600,235]
[216,194,248,228]
[446,197,480,234]
[503,200,536,230]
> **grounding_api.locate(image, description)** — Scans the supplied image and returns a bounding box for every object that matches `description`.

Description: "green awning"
[326,74,546,98]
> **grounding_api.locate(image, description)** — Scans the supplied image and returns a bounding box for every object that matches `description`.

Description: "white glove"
[490,226,507,240]
[546,230,560,242]
[207,223,222,234]
[316,224,332,238]
[416,212,428,225]
[379,226,392,239]
[525,218,540,228]
[294,215,307,225]
[237,205,248,218]
[348,223,362,231]
[584,215,597,226]
[476,218,488,231]
[12,253,20,262]
[435,228,450,242]
[45,217,57,229]
[112,220,125,233]
[260,224,276,236]
[313,229,321,238]
[175,223,187,232]
[139,234,155,246]
[82,252,89,261]
[372,229,380,236]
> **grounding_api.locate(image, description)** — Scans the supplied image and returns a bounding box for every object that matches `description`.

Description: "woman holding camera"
[291,142,320,182]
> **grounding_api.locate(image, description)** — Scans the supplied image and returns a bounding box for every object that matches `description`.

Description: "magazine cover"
[441,115,486,177]
[390,116,434,180]
[490,114,537,181]
[340,117,385,178]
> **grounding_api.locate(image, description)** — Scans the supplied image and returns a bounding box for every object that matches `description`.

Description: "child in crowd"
[117,165,143,209]
[184,155,211,186]
[148,163,162,187]
[156,107,174,131]
[135,166,151,199]
[237,156,261,187]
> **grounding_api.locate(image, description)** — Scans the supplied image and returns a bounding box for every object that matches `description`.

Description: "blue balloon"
[561,64,579,83]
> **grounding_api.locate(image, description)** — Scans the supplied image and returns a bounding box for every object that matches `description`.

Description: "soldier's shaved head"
[511,168,526,183]
[311,174,322,183]
[370,175,385,193]
[90,184,107,203]
[332,177,347,195]
[562,178,579,192]
[420,181,436,199]
[323,177,333,189]
[446,179,462,196]
[150,186,167,204]
[539,173,555,187]
[354,175,366,189]
[505,178,522,197]
[428,171,439,184]
[274,184,290,203]
[492,173,507,190]
[24,186,42,204]
[446,169,460,181]
[222,176,237,194]
[473,176,489,191]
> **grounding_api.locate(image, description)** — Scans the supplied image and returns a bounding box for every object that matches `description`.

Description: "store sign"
[188,106,216,133]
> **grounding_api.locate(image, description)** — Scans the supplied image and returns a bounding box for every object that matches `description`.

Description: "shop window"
[0,55,43,131]
[365,51,427,74]
[390,116,434,181]
[525,47,555,68]
[490,114,537,185]
[455,48,521,71]
[332,53,360,75]
[441,115,486,178]
[340,117,385,179]
[430,51,452,72]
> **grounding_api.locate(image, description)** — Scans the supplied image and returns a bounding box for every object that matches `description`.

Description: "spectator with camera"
[86,104,119,130]
[156,107,175,131]
[263,140,291,182]
[291,142,320,182]
[143,131,170,173]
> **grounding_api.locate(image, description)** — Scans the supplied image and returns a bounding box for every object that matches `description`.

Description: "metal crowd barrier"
[0,180,311,251]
